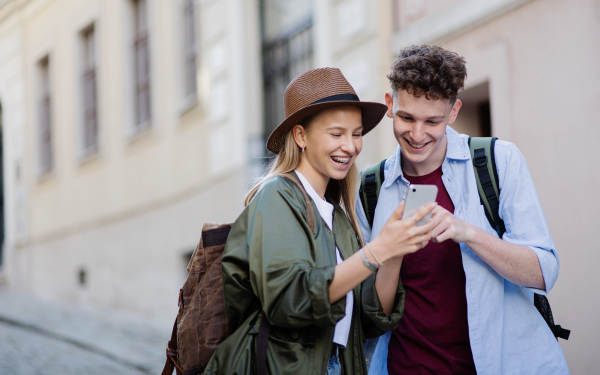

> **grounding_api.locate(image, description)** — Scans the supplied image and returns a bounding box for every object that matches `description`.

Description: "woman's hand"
[329,201,436,304]
[369,201,437,263]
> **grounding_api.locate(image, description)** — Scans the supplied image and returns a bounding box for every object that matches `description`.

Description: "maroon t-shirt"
[388,166,476,375]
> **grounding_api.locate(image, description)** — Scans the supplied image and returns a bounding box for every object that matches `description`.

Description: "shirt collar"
[383,126,470,188]
[445,126,471,161]
[294,171,334,213]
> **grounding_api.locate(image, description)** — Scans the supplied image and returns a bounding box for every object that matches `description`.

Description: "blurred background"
[0,0,598,373]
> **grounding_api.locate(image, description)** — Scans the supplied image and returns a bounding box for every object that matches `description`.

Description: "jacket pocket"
[263,332,316,374]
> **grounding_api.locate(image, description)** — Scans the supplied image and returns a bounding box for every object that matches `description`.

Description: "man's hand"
[430,205,476,244]
[430,205,546,290]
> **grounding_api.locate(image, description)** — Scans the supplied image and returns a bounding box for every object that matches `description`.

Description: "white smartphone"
[402,184,438,225]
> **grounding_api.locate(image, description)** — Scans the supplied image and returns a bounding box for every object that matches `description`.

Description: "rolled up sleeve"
[361,271,405,338]
[496,142,560,294]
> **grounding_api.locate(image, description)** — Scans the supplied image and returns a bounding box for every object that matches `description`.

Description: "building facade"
[0,0,263,316]
[0,0,598,371]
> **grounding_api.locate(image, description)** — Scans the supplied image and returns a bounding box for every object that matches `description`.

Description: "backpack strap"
[533,292,571,340]
[468,137,505,237]
[162,294,184,375]
[359,160,387,228]
[256,313,271,374]
[468,137,570,341]
[281,173,316,235]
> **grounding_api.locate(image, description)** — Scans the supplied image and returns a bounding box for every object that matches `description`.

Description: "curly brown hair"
[388,45,467,102]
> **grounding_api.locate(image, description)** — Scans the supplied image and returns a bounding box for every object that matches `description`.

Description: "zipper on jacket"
[321,340,334,375]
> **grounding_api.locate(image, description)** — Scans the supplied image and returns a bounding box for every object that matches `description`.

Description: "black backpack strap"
[468,137,505,237]
[359,160,387,228]
[468,137,569,341]
[534,294,571,340]
[256,313,271,375]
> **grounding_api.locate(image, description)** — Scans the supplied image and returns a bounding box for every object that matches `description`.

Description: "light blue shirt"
[357,127,569,374]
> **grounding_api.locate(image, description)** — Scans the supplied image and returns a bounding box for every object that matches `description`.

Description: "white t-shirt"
[295,171,353,347]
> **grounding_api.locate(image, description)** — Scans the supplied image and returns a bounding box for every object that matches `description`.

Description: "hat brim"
[266,100,389,154]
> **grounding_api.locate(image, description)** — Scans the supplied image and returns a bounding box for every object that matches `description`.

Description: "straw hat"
[266,67,388,154]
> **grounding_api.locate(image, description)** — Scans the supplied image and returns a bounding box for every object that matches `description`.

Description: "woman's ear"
[292,124,306,149]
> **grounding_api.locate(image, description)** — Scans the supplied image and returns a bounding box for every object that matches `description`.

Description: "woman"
[204,68,436,375]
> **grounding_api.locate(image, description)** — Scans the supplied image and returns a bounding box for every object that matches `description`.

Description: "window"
[38,56,52,175]
[261,0,314,150]
[80,25,98,156]
[183,0,197,101]
[133,0,151,129]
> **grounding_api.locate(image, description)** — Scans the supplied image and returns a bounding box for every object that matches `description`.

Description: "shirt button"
[402,195,406,200]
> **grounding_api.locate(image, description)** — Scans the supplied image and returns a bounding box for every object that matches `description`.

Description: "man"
[358,45,569,374]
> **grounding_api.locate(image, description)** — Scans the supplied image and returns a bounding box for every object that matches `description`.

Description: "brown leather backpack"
[162,174,315,375]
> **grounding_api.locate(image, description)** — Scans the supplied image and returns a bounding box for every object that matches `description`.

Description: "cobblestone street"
[0,288,172,375]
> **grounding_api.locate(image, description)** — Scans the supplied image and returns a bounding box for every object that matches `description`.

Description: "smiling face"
[386,89,462,176]
[293,105,363,197]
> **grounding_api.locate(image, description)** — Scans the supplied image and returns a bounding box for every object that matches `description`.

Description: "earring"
[302,147,305,153]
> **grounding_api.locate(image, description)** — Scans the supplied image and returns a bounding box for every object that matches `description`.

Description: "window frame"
[79,24,99,159]
[37,55,53,177]
[181,0,198,108]
[132,0,151,132]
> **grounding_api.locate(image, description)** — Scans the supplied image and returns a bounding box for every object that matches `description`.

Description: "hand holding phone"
[402,184,438,225]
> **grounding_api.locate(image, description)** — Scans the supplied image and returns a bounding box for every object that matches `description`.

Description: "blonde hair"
[245,124,365,246]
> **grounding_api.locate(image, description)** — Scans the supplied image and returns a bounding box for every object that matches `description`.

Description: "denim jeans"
[326,344,342,375]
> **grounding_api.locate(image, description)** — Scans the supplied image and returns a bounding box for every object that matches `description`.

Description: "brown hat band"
[310,93,359,105]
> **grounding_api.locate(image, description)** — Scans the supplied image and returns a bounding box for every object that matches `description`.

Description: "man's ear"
[292,124,306,149]
[385,92,394,118]
[448,99,462,125]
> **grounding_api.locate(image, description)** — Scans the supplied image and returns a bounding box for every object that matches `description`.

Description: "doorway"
[455,82,492,137]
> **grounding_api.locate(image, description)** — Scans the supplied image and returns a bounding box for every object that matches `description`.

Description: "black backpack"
[358,137,570,340]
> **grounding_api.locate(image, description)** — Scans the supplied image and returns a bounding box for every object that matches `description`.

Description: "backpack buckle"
[473,149,487,167]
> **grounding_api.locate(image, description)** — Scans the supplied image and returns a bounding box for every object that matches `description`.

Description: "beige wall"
[21,0,255,241]
[313,0,400,169]
[0,0,262,320]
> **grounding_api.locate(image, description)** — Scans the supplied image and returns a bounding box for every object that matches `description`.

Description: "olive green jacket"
[204,174,405,375]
